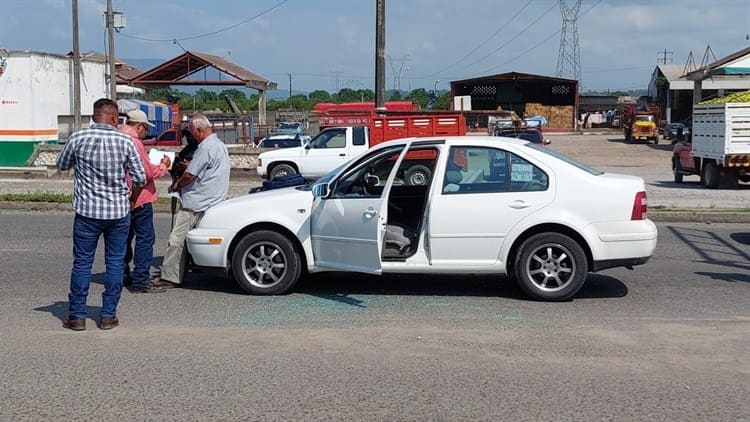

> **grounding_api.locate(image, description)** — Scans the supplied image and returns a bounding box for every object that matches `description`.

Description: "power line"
[424,0,534,77]
[117,0,290,42]
[450,2,558,74]
[461,0,602,80]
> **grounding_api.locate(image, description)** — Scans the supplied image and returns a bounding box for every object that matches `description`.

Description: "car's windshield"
[524,143,603,175]
[278,123,299,130]
[636,115,653,122]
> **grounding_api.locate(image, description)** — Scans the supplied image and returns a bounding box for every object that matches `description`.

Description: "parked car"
[256,134,310,149]
[142,128,183,147]
[185,135,656,301]
[273,122,304,136]
[662,123,690,143]
[495,128,551,145]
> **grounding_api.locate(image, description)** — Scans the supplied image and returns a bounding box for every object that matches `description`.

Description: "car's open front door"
[310,144,407,273]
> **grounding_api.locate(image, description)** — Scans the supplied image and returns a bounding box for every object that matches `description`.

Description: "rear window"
[524,143,603,175]
[259,138,299,148]
[498,130,543,144]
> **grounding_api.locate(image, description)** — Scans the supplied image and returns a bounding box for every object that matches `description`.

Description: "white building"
[648,46,750,124]
[0,50,108,166]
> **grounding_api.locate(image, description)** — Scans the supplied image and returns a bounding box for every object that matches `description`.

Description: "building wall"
[0,51,107,166]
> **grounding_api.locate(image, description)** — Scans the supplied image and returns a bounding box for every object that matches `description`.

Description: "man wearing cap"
[121,109,172,293]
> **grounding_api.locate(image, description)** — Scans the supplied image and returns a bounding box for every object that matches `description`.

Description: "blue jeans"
[68,213,130,320]
[124,203,155,289]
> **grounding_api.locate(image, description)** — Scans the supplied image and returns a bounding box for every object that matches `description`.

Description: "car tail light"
[631,191,647,220]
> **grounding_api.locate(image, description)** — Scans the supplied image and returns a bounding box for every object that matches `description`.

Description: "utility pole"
[657,48,673,64]
[106,0,117,100]
[375,0,385,110]
[72,0,81,130]
[288,73,292,99]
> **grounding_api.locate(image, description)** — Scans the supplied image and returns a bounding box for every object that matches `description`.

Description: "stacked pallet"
[525,103,575,129]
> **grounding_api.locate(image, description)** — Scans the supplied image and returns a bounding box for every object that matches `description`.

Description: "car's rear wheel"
[269,163,297,180]
[231,230,301,295]
[513,233,587,301]
[673,158,683,183]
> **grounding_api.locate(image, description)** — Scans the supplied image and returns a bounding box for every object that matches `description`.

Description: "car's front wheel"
[269,163,297,180]
[231,230,301,295]
[513,233,588,301]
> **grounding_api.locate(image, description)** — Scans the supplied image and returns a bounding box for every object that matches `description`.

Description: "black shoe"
[99,317,119,330]
[123,274,132,287]
[129,282,167,293]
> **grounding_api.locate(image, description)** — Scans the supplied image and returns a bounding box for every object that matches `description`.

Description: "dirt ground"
[545,131,749,209]
[0,131,747,210]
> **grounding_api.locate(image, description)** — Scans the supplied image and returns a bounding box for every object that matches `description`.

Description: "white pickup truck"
[257,126,370,180]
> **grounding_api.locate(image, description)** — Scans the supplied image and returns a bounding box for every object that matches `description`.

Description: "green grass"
[0,191,175,205]
[0,192,72,202]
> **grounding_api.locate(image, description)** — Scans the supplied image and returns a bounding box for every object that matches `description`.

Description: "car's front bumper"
[186,228,232,268]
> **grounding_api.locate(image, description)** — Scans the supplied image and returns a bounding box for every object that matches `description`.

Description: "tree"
[433,92,451,110]
[308,90,332,104]
[406,88,430,109]
[287,94,309,110]
[389,90,402,101]
[219,89,247,101]
[334,88,361,103]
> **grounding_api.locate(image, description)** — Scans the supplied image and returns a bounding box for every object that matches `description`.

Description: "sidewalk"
[0,171,748,223]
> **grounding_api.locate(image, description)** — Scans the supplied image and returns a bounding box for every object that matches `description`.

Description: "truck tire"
[404,165,432,186]
[269,163,298,180]
[702,162,720,189]
[673,158,683,183]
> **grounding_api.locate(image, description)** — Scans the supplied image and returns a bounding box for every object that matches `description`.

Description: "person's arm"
[133,138,169,180]
[56,137,76,171]
[170,172,197,192]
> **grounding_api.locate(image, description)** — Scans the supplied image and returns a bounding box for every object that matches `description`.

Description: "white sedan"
[187,136,657,301]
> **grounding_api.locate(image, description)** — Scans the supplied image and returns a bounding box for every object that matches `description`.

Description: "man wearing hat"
[121,109,172,293]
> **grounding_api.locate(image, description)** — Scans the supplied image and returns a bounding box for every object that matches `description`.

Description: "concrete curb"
[2,201,748,223]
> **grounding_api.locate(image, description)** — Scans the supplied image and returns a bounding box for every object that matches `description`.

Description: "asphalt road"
[0,212,748,420]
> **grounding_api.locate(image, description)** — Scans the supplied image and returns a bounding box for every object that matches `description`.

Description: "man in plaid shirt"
[57,98,146,331]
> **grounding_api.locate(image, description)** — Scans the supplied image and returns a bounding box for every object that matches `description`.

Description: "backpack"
[249,173,306,194]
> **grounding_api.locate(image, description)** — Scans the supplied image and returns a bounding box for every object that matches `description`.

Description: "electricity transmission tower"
[555,0,582,84]
[387,55,410,92]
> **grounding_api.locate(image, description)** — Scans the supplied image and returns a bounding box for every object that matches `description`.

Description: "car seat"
[443,170,462,192]
[384,224,417,256]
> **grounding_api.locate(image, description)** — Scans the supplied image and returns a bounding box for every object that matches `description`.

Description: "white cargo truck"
[672,102,750,188]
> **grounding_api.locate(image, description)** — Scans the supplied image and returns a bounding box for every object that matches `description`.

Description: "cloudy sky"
[2,0,748,93]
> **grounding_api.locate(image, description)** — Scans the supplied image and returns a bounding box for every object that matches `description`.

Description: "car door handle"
[509,200,532,209]
[363,207,378,219]
[339,153,346,157]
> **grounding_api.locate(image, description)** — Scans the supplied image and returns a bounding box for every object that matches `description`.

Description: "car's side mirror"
[544,138,551,145]
[312,183,329,198]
